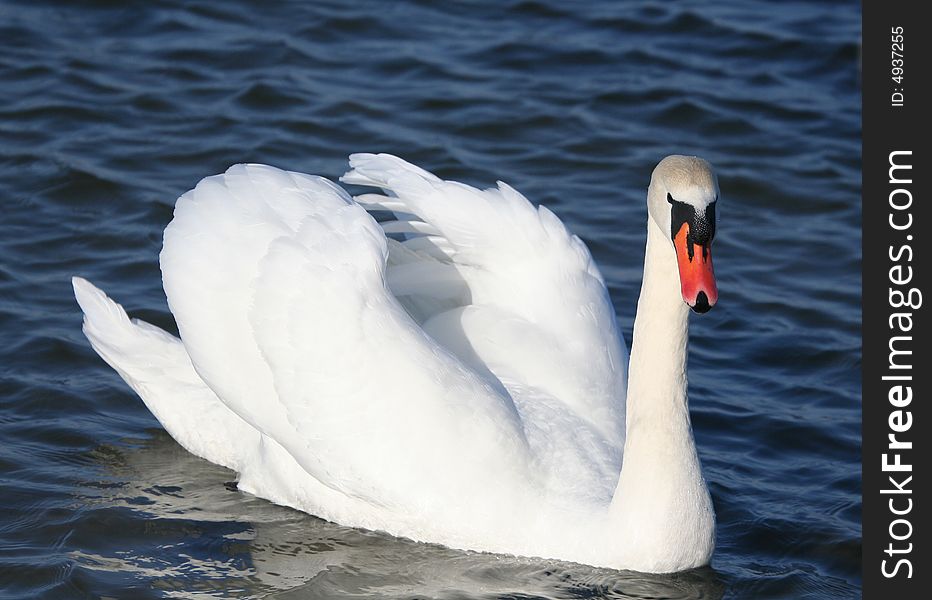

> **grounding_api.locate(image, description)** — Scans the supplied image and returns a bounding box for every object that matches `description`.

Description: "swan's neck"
[625,220,690,426]
[605,219,714,571]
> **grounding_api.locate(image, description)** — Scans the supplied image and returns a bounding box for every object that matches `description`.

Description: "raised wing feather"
[159,164,531,514]
[342,155,628,450]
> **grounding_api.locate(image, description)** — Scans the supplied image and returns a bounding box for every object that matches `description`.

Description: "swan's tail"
[72,276,259,471]
[74,276,167,364]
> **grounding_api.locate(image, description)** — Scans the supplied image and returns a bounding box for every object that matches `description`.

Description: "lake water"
[0,1,860,598]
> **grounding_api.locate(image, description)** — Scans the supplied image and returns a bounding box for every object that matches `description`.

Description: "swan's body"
[74,154,719,573]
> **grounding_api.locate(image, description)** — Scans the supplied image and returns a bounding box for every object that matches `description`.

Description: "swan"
[73,154,720,573]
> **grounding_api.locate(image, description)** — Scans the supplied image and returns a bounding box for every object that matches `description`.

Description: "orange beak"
[674,222,717,313]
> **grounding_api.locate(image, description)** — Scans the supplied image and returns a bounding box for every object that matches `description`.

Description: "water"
[0,0,860,598]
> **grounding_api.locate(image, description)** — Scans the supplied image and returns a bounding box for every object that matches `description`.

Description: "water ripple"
[0,0,859,597]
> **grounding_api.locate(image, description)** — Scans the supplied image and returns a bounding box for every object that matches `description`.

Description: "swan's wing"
[159,164,532,515]
[342,155,628,449]
[72,277,260,472]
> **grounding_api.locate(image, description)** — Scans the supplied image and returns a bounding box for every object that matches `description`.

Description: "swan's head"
[647,155,719,314]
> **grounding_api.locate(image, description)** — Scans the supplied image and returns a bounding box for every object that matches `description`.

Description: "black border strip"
[863,2,929,596]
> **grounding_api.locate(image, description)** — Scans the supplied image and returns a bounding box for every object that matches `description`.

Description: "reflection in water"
[77,431,725,599]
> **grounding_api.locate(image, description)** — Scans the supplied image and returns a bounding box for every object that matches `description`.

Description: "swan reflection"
[76,430,725,599]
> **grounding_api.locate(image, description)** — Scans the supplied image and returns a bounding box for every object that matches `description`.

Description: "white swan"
[73,154,720,573]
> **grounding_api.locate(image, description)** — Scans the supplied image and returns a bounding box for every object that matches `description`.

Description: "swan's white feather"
[379,220,441,235]
[342,154,628,447]
[158,163,537,519]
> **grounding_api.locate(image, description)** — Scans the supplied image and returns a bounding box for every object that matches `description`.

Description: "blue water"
[0,1,860,598]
